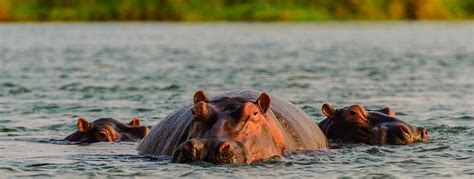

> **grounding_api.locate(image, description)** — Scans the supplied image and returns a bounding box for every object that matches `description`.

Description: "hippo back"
[266,92,329,151]
[137,90,328,155]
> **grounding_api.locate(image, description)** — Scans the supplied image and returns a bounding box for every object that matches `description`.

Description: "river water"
[0,23,473,177]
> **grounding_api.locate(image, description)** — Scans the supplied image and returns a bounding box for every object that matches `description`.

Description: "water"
[0,22,473,177]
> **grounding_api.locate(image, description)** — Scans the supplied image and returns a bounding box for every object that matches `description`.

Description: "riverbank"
[0,0,473,22]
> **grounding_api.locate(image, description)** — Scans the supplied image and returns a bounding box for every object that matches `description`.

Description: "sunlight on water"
[0,23,473,177]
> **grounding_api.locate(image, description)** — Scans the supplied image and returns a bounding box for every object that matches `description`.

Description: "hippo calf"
[65,117,149,143]
[318,103,429,145]
[137,90,329,164]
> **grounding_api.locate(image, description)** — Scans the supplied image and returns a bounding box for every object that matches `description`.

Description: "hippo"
[318,103,429,145]
[64,117,150,143]
[137,90,329,164]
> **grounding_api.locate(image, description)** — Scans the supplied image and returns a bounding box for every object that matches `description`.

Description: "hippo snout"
[418,127,429,141]
[214,141,249,164]
[172,139,249,164]
[376,124,429,145]
[172,139,207,163]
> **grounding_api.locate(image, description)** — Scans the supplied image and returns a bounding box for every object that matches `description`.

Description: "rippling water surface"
[0,23,473,177]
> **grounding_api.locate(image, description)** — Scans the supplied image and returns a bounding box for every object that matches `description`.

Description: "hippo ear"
[256,92,271,113]
[321,103,336,118]
[379,107,396,117]
[129,117,140,127]
[193,90,209,104]
[77,117,92,132]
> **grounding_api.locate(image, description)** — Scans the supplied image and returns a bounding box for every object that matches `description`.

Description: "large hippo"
[137,90,329,164]
[65,117,150,143]
[318,103,429,145]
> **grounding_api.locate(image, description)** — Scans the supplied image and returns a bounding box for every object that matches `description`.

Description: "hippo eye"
[253,111,258,116]
[349,110,357,115]
[99,132,107,138]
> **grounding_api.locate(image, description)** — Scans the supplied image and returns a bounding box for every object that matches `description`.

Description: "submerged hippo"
[137,90,329,164]
[318,103,429,145]
[65,117,149,143]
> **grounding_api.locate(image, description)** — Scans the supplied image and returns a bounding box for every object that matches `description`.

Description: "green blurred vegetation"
[0,0,473,21]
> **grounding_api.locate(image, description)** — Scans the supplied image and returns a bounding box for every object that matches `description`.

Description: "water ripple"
[0,23,473,177]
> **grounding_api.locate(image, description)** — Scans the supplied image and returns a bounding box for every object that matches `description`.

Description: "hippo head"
[64,117,150,143]
[172,90,283,164]
[319,103,429,145]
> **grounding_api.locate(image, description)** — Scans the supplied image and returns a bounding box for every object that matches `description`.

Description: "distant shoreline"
[0,0,473,22]
[1,20,473,25]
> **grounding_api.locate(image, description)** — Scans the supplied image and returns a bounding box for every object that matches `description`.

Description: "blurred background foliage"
[0,0,473,21]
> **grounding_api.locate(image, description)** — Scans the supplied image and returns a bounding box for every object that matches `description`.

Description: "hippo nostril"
[420,128,429,139]
[219,142,231,153]
[175,139,207,163]
[214,141,249,164]
[183,141,193,151]
[399,126,409,134]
